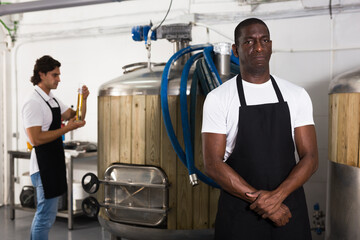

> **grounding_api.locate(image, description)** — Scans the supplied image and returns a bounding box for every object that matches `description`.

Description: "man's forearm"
[205,159,258,202]
[276,125,318,202]
[275,153,318,202]
[27,119,86,146]
[202,133,258,202]
[248,125,318,217]
[27,127,68,146]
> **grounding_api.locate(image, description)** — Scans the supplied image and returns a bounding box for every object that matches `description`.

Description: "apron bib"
[214,75,311,240]
[34,91,67,199]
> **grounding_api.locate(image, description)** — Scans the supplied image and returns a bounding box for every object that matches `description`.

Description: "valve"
[82,196,100,219]
[81,172,100,194]
[131,25,157,43]
[311,203,325,235]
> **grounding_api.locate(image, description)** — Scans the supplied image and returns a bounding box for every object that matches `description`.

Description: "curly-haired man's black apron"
[214,75,312,240]
[34,91,67,199]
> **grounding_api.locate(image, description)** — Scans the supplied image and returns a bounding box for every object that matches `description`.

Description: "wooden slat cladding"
[98,96,111,220]
[132,95,146,165]
[328,94,338,165]
[119,96,132,164]
[161,96,178,229]
[145,95,161,166]
[109,96,121,164]
[98,96,111,178]
[176,96,193,230]
[193,95,210,229]
[329,93,360,167]
[98,95,220,230]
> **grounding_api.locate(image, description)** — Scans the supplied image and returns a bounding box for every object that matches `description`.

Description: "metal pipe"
[213,42,231,82]
[172,41,190,70]
[0,0,126,16]
[1,49,9,205]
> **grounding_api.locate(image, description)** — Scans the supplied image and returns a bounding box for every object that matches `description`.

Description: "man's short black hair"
[30,55,61,86]
[234,18,270,46]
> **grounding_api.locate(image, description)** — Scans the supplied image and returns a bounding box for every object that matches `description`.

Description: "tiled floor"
[0,205,113,240]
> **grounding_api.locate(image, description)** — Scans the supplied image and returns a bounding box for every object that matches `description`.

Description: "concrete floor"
[1,204,325,240]
[0,205,113,240]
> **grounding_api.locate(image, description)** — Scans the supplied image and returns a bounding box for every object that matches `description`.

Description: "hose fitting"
[189,174,198,186]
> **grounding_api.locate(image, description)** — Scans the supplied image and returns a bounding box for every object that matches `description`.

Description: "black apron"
[214,75,312,240]
[34,91,67,199]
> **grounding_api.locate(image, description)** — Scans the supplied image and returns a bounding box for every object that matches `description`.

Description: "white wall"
[3,0,360,238]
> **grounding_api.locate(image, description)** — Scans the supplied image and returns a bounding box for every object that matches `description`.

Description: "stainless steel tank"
[327,67,360,240]
[97,58,220,239]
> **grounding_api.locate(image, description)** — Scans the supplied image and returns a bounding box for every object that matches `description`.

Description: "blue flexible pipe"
[230,49,239,65]
[180,52,203,176]
[161,44,208,167]
[203,46,222,86]
[190,67,199,149]
[161,44,220,188]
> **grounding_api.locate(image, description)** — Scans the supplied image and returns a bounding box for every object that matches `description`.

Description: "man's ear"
[39,71,45,80]
[232,44,239,57]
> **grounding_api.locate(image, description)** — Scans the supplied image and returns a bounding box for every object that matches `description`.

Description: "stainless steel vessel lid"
[329,67,360,94]
[98,64,192,96]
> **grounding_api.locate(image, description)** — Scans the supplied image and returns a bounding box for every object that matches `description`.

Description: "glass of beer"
[76,83,84,121]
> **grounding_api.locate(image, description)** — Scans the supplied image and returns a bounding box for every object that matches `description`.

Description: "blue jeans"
[30,172,59,240]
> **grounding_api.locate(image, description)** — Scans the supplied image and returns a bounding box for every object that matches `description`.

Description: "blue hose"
[180,52,203,176]
[230,49,239,65]
[203,46,222,86]
[161,44,220,188]
[190,67,199,150]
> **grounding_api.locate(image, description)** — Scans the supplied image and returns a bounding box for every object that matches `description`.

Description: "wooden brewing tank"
[327,67,360,240]
[328,68,360,166]
[97,63,219,239]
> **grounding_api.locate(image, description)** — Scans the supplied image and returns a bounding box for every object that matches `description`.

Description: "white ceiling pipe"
[0,0,127,16]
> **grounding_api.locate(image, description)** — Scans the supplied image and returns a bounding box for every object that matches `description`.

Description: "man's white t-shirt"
[201,75,314,162]
[22,85,69,175]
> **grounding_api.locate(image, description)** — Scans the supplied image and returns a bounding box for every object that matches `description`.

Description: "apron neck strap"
[236,74,247,106]
[270,75,284,103]
[236,74,284,107]
[35,89,60,108]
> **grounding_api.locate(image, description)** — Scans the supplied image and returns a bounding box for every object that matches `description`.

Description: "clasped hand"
[245,190,292,227]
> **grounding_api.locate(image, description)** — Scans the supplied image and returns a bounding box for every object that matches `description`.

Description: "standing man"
[22,55,90,240]
[202,18,318,239]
